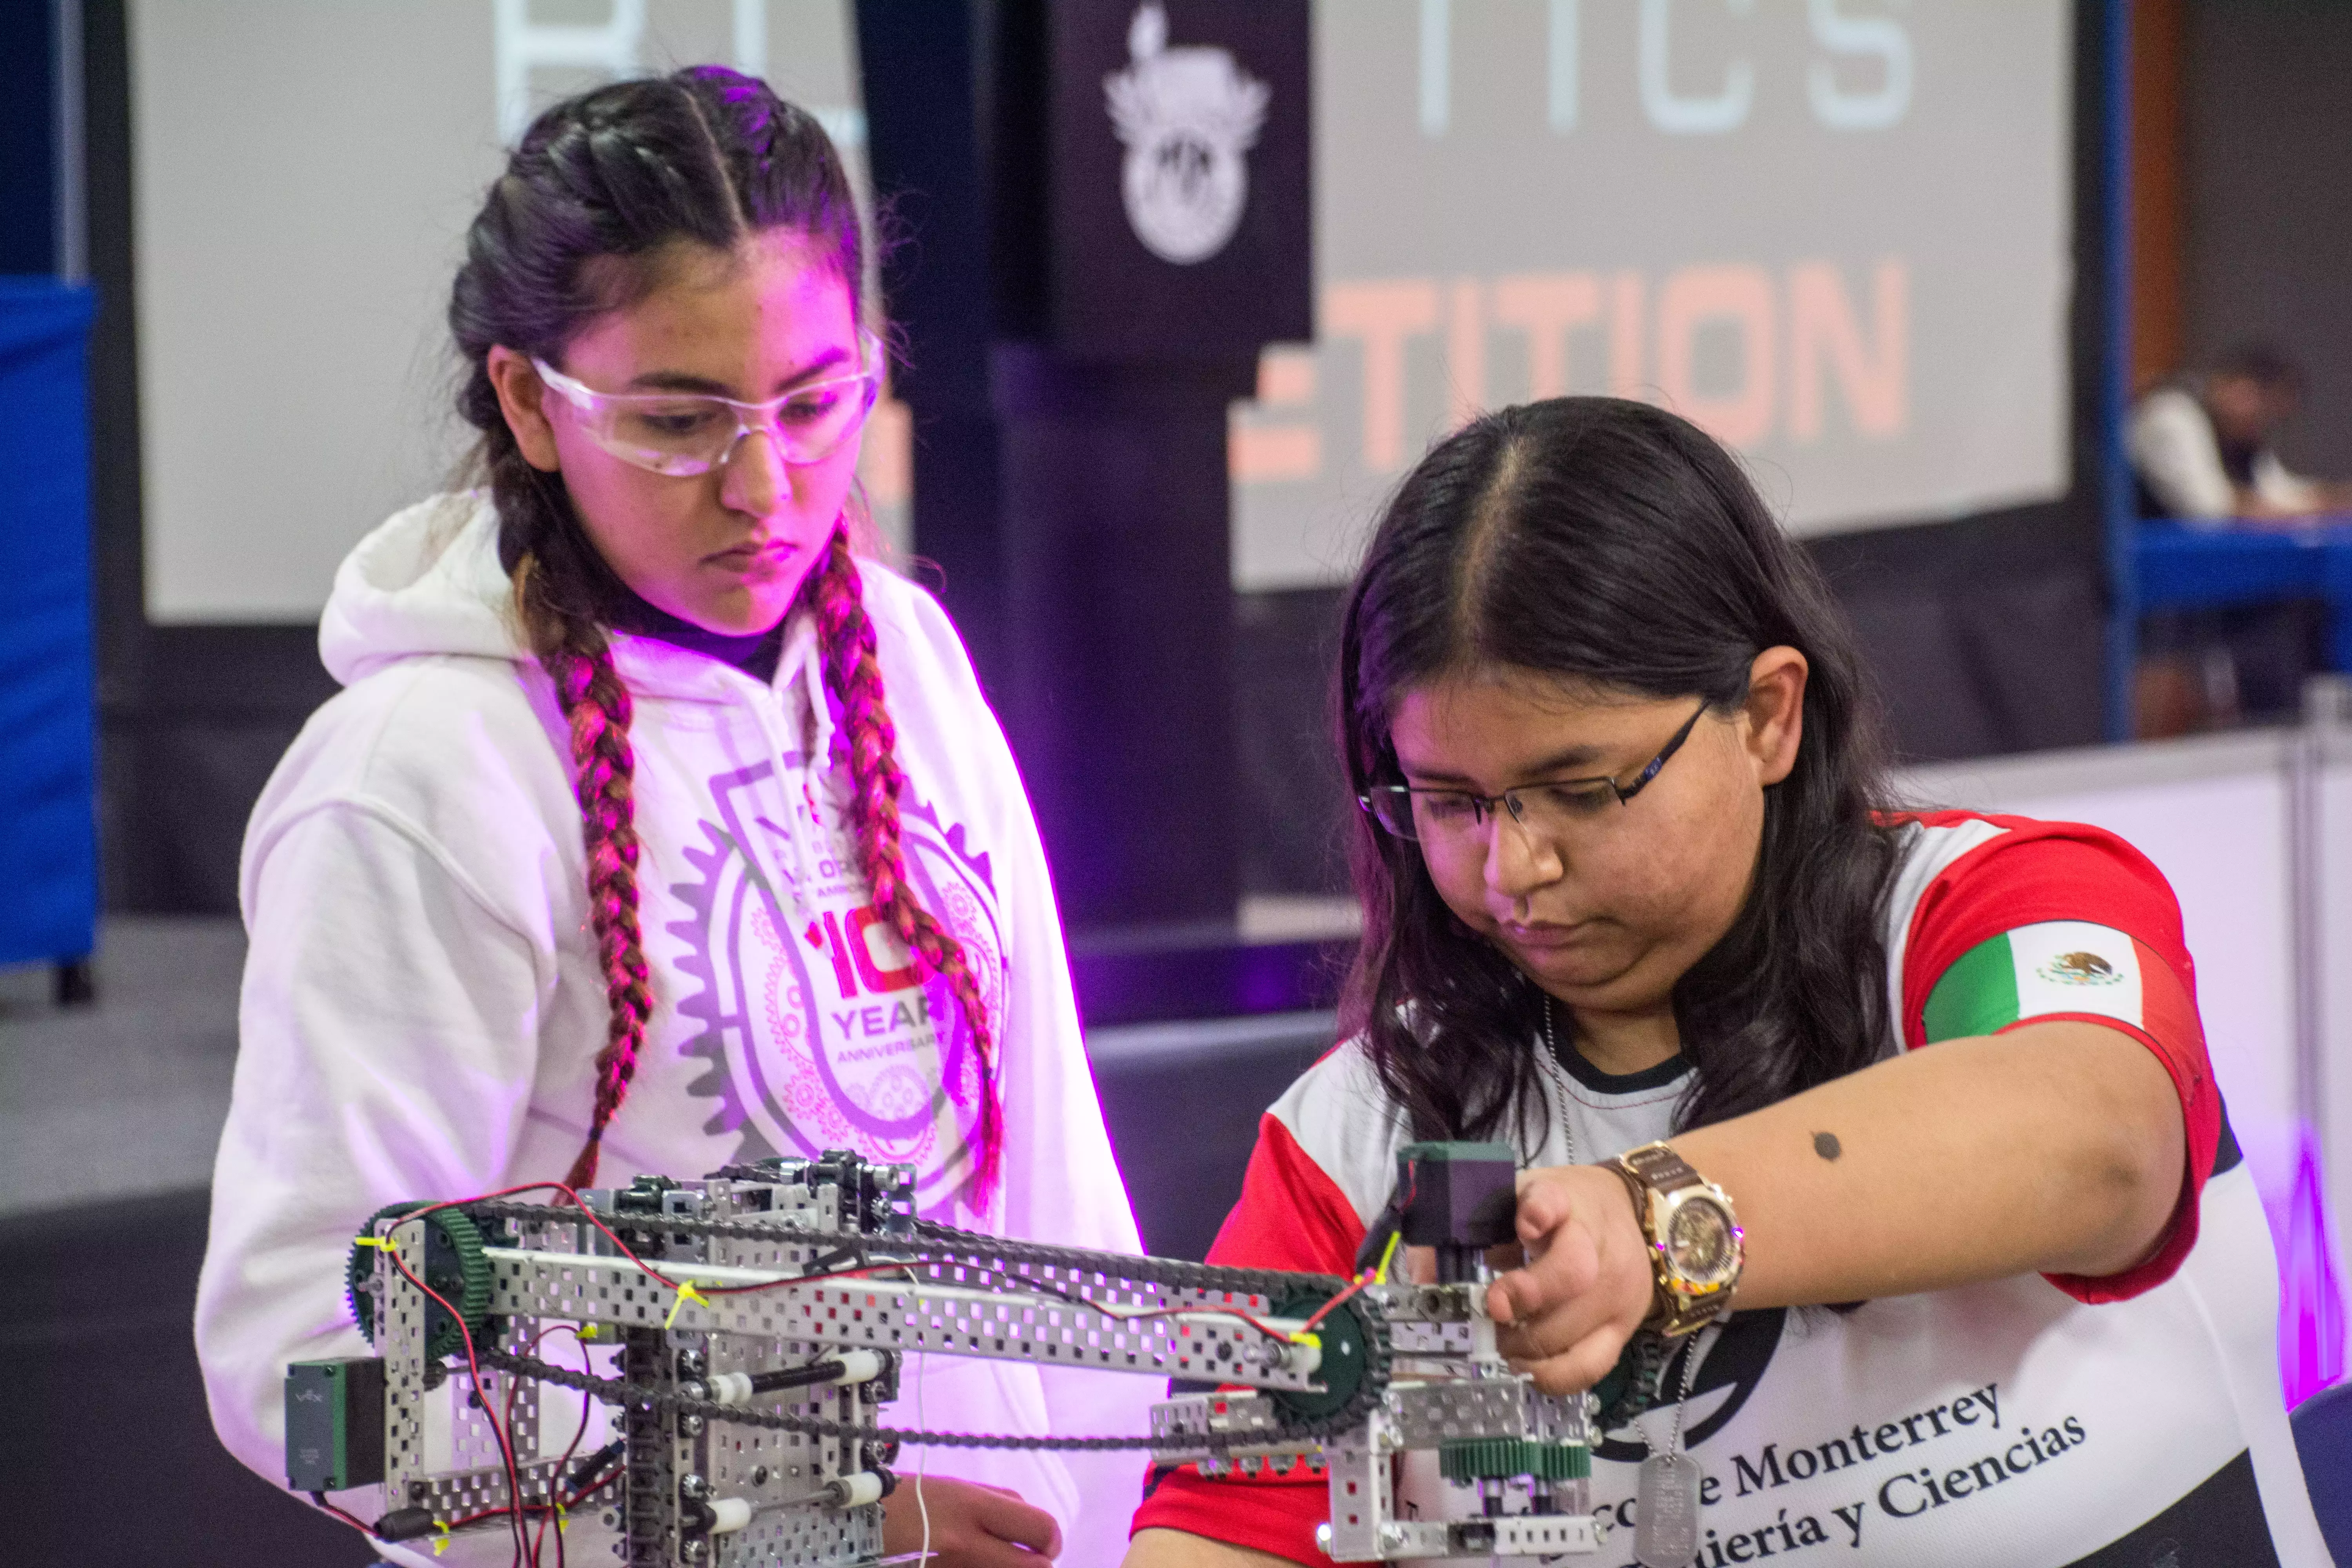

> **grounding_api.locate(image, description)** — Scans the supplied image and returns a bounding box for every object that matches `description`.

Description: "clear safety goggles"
[531,334,882,477]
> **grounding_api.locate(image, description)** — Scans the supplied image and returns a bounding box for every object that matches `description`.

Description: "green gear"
[347,1201,492,1361]
[1438,1437,1592,1484]
[1263,1289,1371,1421]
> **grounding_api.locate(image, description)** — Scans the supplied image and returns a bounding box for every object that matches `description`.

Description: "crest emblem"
[672,761,1005,1223]
[1104,2,1269,265]
[2038,950,2122,986]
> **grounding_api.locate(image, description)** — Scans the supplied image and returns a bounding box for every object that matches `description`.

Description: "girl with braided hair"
[196,67,1146,1566]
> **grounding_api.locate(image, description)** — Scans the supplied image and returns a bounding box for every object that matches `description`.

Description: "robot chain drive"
[286,1143,1599,1566]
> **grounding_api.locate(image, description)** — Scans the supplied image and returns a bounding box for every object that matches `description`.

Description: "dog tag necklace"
[1544,995,1710,1567]
[1634,1328,1711,1568]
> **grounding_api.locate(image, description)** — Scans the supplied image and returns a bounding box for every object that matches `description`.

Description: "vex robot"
[288,1143,1599,1564]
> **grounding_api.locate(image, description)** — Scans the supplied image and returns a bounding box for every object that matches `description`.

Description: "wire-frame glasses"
[1357,701,1711,844]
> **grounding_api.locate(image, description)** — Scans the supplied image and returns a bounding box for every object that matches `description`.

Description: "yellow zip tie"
[351,1236,388,1249]
[431,1520,452,1557]
[664,1281,711,1330]
[1287,1232,1400,1349]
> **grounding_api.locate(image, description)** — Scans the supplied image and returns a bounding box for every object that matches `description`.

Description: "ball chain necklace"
[1538,992,1710,1568]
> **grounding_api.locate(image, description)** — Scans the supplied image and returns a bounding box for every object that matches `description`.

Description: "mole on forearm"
[1813,1132,1842,1161]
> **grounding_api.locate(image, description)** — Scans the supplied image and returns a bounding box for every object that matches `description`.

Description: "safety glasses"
[531,334,883,477]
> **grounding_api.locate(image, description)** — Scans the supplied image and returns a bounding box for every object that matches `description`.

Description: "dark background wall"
[2181,0,2352,478]
[0,4,61,275]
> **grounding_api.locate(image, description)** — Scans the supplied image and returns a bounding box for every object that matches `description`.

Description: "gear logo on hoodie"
[671,760,1005,1222]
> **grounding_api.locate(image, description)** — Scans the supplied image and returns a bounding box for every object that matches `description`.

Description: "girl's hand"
[1483,1164,1658,1395]
[881,1475,1062,1566]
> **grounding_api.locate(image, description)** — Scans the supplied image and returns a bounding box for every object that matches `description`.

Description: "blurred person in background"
[2131,343,2352,524]
[2130,345,2351,734]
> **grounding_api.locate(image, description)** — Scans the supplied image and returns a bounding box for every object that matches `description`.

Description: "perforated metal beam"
[481,1247,1325,1391]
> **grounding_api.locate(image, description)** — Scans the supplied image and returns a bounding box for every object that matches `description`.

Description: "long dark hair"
[1338,397,1900,1145]
[446,67,1003,1198]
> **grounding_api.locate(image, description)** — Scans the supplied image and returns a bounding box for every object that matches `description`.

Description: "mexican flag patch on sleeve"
[1922,920,2153,1043]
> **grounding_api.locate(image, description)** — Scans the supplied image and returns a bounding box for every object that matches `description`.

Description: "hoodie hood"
[319,491,837,744]
[319,492,524,682]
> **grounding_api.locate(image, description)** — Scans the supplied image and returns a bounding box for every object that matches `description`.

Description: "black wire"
[382,1245,531,1567]
[308,1490,379,1537]
[566,1439,626,1490]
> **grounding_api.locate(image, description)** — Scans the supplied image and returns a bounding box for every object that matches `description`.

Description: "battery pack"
[284,1357,386,1492]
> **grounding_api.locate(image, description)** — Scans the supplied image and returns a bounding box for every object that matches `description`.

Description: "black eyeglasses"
[1357,702,1710,844]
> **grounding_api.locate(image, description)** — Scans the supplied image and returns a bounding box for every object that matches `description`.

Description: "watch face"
[1664,1196,1740,1288]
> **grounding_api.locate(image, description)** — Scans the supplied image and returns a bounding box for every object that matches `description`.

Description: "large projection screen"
[132,0,873,624]
[133,2,2070,621]
[1234,0,2074,589]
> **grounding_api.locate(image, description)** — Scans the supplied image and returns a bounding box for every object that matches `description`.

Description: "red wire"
[399,1181,1307,1342]
[444,1464,621,1537]
[497,1325,557,1568]
[529,1325,594,1568]
[1298,1278,1370,1336]
[382,1245,531,1568]
[372,1172,1322,1542]
[443,1450,622,1529]
[412,1180,697,1292]
[307,1490,379,1537]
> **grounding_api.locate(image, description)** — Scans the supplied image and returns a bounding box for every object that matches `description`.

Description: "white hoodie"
[195,493,1154,1566]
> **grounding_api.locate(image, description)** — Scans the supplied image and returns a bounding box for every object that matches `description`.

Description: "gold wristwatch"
[1605,1141,1744,1337]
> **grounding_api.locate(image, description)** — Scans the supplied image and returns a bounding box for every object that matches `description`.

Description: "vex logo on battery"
[2038,951,2122,986]
[1105,2,1268,265]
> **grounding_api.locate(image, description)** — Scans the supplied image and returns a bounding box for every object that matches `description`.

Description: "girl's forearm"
[1669,1021,2187,1309]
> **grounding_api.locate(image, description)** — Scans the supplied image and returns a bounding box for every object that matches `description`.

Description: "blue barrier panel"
[2138,517,2352,672]
[0,280,97,969]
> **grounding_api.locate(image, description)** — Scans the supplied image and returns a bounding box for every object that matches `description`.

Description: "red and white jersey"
[1133,813,2331,1566]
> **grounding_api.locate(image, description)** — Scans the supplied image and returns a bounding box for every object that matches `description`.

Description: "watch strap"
[1608,1141,1739,1338]
[1618,1142,1704,1194]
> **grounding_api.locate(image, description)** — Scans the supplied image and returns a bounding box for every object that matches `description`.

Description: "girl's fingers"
[967,1486,1063,1558]
[883,1477,1062,1565]
[1514,1168,1581,1242]
[1516,1323,1637,1397]
[949,1534,1062,1568]
[1491,1270,1624,1364]
[1488,1208,1604,1325]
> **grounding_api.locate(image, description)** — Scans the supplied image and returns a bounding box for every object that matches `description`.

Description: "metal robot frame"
[286,1143,1597,1566]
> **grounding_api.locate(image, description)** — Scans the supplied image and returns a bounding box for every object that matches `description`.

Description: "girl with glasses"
[1128,398,2328,1565]
[196,67,1142,1567]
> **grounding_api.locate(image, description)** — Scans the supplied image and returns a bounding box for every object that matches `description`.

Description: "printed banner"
[1232,1,2074,588]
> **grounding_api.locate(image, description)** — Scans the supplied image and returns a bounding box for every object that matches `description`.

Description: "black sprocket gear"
[347,1201,493,1361]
